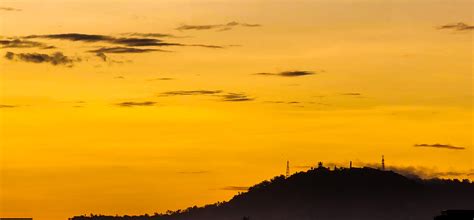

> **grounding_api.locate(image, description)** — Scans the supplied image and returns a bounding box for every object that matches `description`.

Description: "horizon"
[0,1,472,220]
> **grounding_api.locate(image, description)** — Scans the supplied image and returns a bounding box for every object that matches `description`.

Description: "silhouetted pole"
[350,161,352,169]
[286,160,290,178]
[381,155,385,171]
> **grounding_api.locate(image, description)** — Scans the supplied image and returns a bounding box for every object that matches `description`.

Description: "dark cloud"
[187,44,224,49]
[5,51,77,66]
[112,38,180,47]
[0,39,54,49]
[414,144,465,150]
[220,93,254,102]
[0,7,21,11]
[26,33,176,47]
[438,22,474,31]
[116,101,157,107]
[220,186,249,191]
[0,104,18,108]
[177,21,262,31]
[159,90,254,102]
[89,47,167,54]
[160,90,223,96]
[28,33,112,42]
[5,52,14,60]
[27,33,223,49]
[96,52,107,61]
[255,70,316,77]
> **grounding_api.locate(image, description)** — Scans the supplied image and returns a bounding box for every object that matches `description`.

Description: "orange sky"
[0,1,473,220]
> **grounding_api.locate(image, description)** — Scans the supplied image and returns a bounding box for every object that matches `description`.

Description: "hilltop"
[71,166,474,220]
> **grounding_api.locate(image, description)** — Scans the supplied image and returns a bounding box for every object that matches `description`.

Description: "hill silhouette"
[71,166,474,220]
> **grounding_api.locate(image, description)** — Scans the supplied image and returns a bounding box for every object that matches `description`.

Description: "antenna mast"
[286,160,290,178]
[381,155,385,171]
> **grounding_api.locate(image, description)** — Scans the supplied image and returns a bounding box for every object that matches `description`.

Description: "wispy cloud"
[26,33,223,49]
[160,90,223,96]
[220,93,254,102]
[438,22,474,31]
[0,7,21,11]
[186,44,224,49]
[341,93,362,96]
[116,101,157,107]
[220,186,249,191]
[5,51,78,66]
[255,70,316,77]
[0,104,19,108]
[89,47,167,54]
[27,33,111,42]
[112,38,180,47]
[95,52,107,61]
[29,33,178,46]
[159,90,254,102]
[177,21,261,31]
[147,78,174,81]
[414,144,465,150]
[0,39,54,49]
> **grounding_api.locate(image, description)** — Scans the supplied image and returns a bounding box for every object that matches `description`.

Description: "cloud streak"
[89,47,167,54]
[0,7,21,11]
[220,186,249,191]
[116,101,157,107]
[5,51,77,66]
[160,90,223,96]
[26,33,224,49]
[159,90,254,102]
[414,144,465,150]
[0,39,54,49]
[177,21,261,31]
[0,104,19,108]
[220,93,254,102]
[438,22,474,31]
[148,78,174,81]
[95,52,107,61]
[255,70,316,77]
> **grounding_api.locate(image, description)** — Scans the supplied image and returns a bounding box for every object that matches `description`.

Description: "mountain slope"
[71,167,474,220]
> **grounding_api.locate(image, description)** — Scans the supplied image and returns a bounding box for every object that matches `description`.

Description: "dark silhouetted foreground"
[434,210,474,220]
[70,167,474,220]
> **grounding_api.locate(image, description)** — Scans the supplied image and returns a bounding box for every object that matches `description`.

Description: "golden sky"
[0,0,473,220]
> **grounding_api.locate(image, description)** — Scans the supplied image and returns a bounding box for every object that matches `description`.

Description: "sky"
[0,0,473,220]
